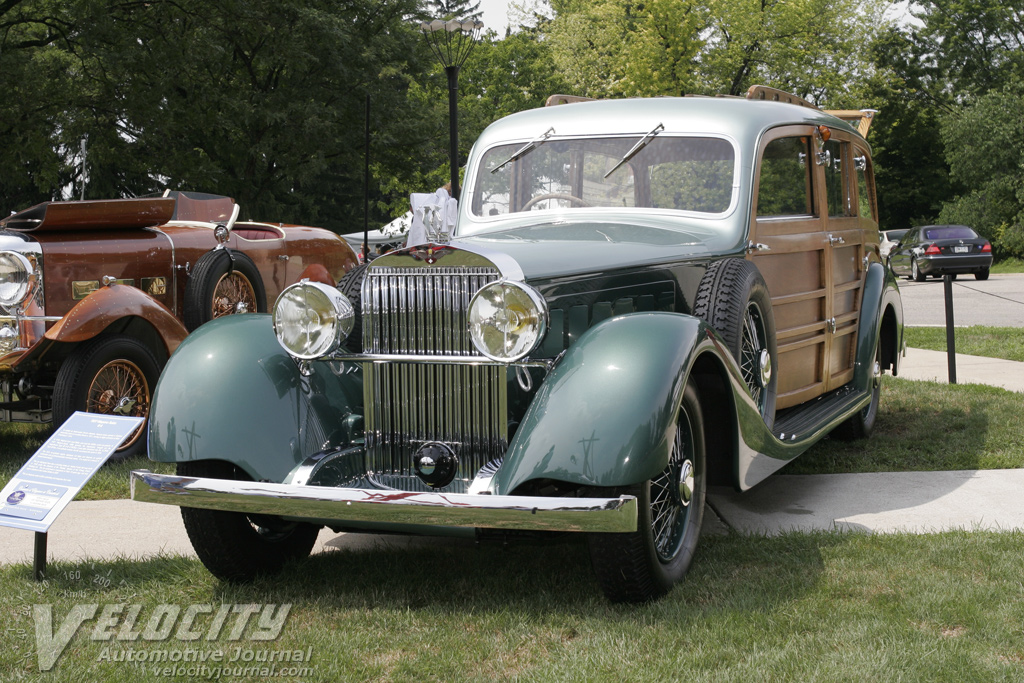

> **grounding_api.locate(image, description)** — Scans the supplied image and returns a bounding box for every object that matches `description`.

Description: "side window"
[823,140,855,218]
[757,136,814,217]
[854,147,876,222]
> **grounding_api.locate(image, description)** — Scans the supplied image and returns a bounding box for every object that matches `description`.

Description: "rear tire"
[588,381,705,603]
[179,460,320,582]
[911,258,926,282]
[834,340,881,441]
[975,268,990,281]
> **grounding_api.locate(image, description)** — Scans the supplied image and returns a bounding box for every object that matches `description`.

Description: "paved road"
[898,272,1024,327]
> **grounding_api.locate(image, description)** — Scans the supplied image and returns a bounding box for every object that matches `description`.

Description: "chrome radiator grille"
[361,266,507,492]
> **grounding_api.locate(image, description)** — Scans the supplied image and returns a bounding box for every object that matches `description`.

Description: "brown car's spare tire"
[692,258,778,428]
[184,248,266,331]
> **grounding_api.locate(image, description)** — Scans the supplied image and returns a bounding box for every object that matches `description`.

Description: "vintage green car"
[132,87,903,603]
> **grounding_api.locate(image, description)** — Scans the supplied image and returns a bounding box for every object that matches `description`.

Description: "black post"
[363,94,370,262]
[943,274,957,384]
[34,531,47,581]
[445,65,460,200]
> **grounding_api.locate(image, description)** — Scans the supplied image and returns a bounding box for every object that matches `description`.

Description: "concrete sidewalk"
[2,346,1022,566]
[899,346,1024,392]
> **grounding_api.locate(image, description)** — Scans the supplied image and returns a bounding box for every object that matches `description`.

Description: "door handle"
[828,234,845,246]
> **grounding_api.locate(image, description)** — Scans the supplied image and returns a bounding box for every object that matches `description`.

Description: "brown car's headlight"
[468,280,548,362]
[272,281,355,360]
[0,251,33,308]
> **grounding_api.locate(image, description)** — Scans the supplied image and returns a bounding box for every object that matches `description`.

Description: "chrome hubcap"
[759,348,772,388]
[677,459,694,507]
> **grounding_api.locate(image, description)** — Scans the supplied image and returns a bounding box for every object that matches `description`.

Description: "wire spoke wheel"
[211,272,257,319]
[588,380,706,603]
[650,410,695,562]
[739,302,769,417]
[86,358,150,449]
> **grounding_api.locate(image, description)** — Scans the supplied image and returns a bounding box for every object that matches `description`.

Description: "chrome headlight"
[0,251,33,308]
[468,280,548,362]
[272,281,355,360]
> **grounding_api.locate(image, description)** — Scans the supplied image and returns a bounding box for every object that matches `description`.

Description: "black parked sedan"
[888,224,993,281]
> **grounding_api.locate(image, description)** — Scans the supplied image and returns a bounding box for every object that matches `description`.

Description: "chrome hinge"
[826,317,836,333]
[746,241,771,254]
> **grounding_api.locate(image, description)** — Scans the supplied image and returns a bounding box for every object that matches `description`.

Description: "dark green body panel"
[492,313,705,495]
[147,314,362,483]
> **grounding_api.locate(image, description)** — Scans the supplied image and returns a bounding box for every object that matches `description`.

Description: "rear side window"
[757,136,814,216]
[823,140,854,218]
[854,147,875,221]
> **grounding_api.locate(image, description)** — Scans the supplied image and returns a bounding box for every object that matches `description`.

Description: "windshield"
[470,135,736,218]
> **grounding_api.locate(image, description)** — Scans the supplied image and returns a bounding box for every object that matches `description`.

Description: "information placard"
[0,412,144,532]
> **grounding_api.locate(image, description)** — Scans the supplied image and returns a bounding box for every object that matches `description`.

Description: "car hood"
[453,220,728,281]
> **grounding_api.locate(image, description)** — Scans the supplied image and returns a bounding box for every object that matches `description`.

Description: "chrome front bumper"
[130,470,638,533]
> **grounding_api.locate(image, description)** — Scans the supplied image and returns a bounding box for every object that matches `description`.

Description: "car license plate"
[954,246,969,253]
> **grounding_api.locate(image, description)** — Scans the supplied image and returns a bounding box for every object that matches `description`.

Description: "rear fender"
[853,262,904,385]
[492,313,720,495]
[146,314,363,483]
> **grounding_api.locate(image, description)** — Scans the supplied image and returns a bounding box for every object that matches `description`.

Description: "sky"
[476,0,513,35]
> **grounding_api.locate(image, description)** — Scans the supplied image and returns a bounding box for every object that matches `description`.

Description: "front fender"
[43,283,187,356]
[147,314,363,483]
[853,262,904,386]
[492,312,715,495]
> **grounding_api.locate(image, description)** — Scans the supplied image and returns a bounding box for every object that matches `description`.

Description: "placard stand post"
[34,531,47,581]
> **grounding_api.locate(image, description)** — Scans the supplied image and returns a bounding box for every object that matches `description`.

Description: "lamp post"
[420,18,484,201]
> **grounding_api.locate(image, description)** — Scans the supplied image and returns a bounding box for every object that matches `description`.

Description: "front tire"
[179,460,320,582]
[52,335,162,459]
[587,381,706,603]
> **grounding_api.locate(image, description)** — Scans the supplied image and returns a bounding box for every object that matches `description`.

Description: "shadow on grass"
[174,529,857,620]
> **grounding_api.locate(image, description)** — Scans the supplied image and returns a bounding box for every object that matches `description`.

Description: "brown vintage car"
[0,191,357,456]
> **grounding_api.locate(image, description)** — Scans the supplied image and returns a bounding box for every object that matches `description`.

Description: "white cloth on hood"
[406,186,457,247]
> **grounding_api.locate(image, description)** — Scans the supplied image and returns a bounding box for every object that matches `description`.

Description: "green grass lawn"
[904,326,1024,363]
[2,375,1021,493]
[992,256,1024,274]
[0,423,174,501]
[788,377,1024,474]
[1,530,1022,682]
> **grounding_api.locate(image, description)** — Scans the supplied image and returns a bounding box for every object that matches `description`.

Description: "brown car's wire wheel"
[184,248,266,331]
[85,358,151,449]
[211,271,258,320]
[52,334,163,460]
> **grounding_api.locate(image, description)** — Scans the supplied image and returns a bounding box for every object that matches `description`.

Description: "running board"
[772,385,870,442]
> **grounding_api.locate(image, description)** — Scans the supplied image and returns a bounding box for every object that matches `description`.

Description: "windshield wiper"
[603,123,664,179]
[490,127,555,174]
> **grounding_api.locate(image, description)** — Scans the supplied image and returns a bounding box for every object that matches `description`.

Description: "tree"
[913,0,1024,96]
[426,0,483,21]
[937,86,1024,257]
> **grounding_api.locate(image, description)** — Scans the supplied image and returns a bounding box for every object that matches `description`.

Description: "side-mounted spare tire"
[337,262,368,350]
[184,248,266,331]
[692,258,778,429]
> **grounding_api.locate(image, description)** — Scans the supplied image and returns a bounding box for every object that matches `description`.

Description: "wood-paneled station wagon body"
[133,89,903,602]
[0,191,357,456]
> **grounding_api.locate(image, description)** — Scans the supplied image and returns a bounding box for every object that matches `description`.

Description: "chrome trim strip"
[329,352,553,369]
[130,470,638,533]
